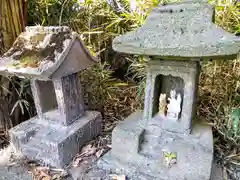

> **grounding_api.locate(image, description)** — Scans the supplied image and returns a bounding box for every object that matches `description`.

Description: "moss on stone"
[5,31,72,68]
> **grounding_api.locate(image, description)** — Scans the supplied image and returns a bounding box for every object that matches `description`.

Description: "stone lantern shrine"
[85,0,240,179]
[0,26,102,168]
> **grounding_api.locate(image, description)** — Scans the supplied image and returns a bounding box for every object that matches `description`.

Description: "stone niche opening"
[35,80,58,113]
[152,74,185,120]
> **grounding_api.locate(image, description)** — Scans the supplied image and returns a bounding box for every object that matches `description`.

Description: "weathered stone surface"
[69,156,97,180]
[83,162,222,180]
[86,111,213,180]
[0,145,32,180]
[143,60,200,134]
[31,73,85,126]
[112,1,240,59]
[210,161,224,180]
[31,79,58,117]
[111,111,145,159]
[9,111,102,168]
[53,73,85,126]
[0,26,98,79]
[0,165,32,180]
[0,159,222,180]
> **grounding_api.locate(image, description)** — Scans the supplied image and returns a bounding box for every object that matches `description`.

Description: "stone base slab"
[9,111,102,168]
[82,163,223,180]
[85,111,214,180]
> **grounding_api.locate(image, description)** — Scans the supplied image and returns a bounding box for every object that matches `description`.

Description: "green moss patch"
[4,31,72,68]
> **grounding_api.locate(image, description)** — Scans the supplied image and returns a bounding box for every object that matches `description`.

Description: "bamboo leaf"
[230,108,240,136]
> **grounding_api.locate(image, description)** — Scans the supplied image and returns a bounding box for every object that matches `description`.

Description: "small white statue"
[158,93,167,116]
[167,90,181,120]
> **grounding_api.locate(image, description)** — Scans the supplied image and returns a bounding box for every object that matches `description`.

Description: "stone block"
[0,165,32,180]
[53,73,85,126]
[9,111,102,168]
[111,111,144,159]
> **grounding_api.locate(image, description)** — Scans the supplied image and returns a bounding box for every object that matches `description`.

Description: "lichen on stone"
[163,150,177,168]
[4,30,72,69]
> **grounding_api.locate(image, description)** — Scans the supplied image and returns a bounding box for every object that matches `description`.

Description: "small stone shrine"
[85,0,240,179]
[0,26,102,168]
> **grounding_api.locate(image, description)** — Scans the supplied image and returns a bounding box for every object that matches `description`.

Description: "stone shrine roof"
[0,26,97,79]
[112,1,240,59]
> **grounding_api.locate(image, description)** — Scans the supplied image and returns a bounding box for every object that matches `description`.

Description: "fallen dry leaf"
[31,167,52,180]
[52,174,61,180]
[106,144,112,149]
[95,149,104,158]
[52,171,68,180]
[110,174,126,180]
[40,171,50,180]
[81,144,97,156]
[72,157,83,167]
[28,63,39,68]
[72,144,97,167]
[40,176,51,180]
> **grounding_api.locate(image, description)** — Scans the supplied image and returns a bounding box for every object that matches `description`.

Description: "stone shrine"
[85,0,240,179]
[0,26,102,168]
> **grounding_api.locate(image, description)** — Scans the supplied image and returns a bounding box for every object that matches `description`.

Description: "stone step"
[97,151,168,180]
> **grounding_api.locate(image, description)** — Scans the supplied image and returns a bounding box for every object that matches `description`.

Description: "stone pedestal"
[9,111,101,168]
[85,111,213,180]
[9,73,102,168]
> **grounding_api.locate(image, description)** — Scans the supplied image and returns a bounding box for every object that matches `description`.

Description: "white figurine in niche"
[158,93,167,116]
[167,90,182,120]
